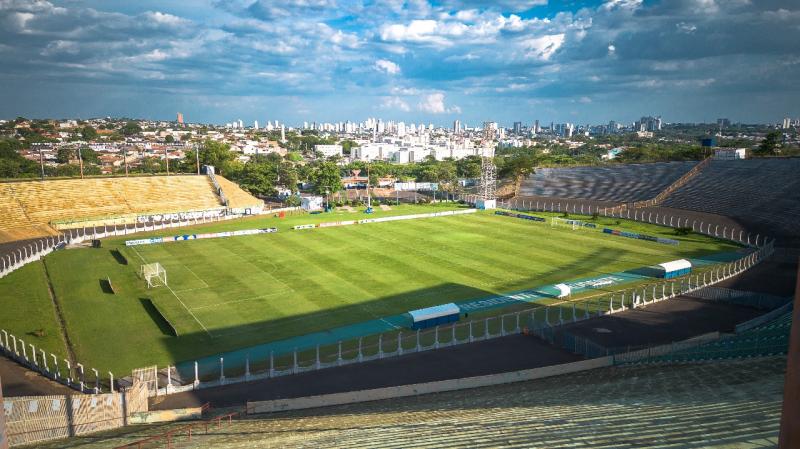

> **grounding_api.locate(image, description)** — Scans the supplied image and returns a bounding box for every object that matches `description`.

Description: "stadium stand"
[518,161,698,202]
[215,174,263,210]
[0,175,236,242]
[660,158,800,242]
[35,357,785,448]
[637,310,792,363]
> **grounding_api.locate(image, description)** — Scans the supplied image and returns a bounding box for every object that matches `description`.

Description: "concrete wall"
[247,357,611,415]
[128,407,203,425]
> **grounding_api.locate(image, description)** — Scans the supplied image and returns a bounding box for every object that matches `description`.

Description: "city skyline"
[1,0,799,125]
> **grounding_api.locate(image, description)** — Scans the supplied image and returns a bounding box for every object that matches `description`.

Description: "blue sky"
[1,0,798,126]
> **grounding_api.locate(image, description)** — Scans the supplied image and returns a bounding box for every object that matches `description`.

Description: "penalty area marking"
[130,246,212,337]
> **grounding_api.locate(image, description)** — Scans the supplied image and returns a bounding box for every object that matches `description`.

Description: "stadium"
[0,155,796,448]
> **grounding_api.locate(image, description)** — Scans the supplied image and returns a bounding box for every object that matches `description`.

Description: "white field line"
[130,246,212,337]
[183,264,210,288]
[190,289,293,311]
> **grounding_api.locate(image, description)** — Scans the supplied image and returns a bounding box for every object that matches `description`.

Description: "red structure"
[779,260,799,448]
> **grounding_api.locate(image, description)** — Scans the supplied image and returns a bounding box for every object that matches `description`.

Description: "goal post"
[141,262,167,288]
[551,216,581,230]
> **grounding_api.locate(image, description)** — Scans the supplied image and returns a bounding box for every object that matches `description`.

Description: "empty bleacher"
[642,310,792,363]
[0,175,226,242]
[38,356,785,448]
[216,174,264,210]
[519,161,698,202]
[661,158,800,241]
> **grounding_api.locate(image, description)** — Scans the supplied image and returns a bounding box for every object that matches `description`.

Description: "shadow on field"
[110,249,128,265]
[153,282,498,369]
[99,278,116,294]
[152,246,635,379]
[139,298,178,337]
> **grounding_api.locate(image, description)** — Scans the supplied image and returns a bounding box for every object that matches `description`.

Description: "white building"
[301,195,324,211]
[714,148,747,160]
[315,144,343,158]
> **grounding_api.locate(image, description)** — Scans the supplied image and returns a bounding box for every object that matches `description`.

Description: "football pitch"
[0,204,740,375]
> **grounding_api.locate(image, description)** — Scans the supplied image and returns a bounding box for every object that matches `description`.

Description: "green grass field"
[0,204,739,376]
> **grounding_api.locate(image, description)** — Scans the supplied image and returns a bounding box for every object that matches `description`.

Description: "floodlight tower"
[477,122,497,209]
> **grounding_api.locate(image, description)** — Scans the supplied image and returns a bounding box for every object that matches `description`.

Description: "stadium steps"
[519,161,698,203]
[639,310,792,364]
[660,158,800,239]
[216,175,264,210]
[0,176,224,242]
[37,357,784,448]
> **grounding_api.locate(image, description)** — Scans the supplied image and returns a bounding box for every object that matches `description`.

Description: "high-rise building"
[513,121,522,135]
[453,119,461,134]
[176,112,184,125]
[533,120,540,133]
[783,117,791,129]
[254,120,259,130]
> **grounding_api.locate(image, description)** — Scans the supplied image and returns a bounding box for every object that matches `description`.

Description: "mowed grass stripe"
[388,216,557,283]
[461,214,691,265]
[346,220,509,287]
[400,216,610,284]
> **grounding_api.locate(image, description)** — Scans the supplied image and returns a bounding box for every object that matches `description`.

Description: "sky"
[1,0,799,126]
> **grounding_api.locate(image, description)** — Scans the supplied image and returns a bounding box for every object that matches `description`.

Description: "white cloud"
[380,96,411,111]
[143,11,189,27]
[521,34,565,61]
[375,59,401,75]
[676,22,697,34]
[418,93,460,114]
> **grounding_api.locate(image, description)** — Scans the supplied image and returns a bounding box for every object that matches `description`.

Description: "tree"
[340,140,358,156]
[757,131,781,155]
[56,147,75,164]
[198,139,236,174]
[311,161,342,194]
[456,155,482,179]
[164,135,175,143]
[120,121,142,136]
[80,126,97,141]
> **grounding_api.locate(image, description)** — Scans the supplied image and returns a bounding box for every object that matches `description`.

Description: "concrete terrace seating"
[661,158,800,240]
[0,176,224,242]
[647,311,792,363]
[519,161,698,202]
[216,174,264,210]
[39,357,785,448]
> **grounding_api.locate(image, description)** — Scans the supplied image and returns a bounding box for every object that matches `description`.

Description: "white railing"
[206,171,229,207]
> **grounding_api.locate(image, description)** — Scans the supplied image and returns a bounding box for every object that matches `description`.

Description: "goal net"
[141,262,167,288]
[551,217,585,230]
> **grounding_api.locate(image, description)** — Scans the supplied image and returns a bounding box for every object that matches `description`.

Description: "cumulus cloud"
[374,59,401,75]
[381,96,411,111]
[418,93,460,114]
[0,0,799,123]
[521,34,565,61]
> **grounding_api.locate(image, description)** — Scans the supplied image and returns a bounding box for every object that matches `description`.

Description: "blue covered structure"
[408,303,460,330]
[657,259,692,279]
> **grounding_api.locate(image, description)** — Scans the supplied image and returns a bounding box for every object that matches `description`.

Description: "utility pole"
[124,148,129,176]
[366,163,371,209]
[195,143,201,175]
[38,147,44,180]
[164,146,169,175]
[78,147,84,179]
